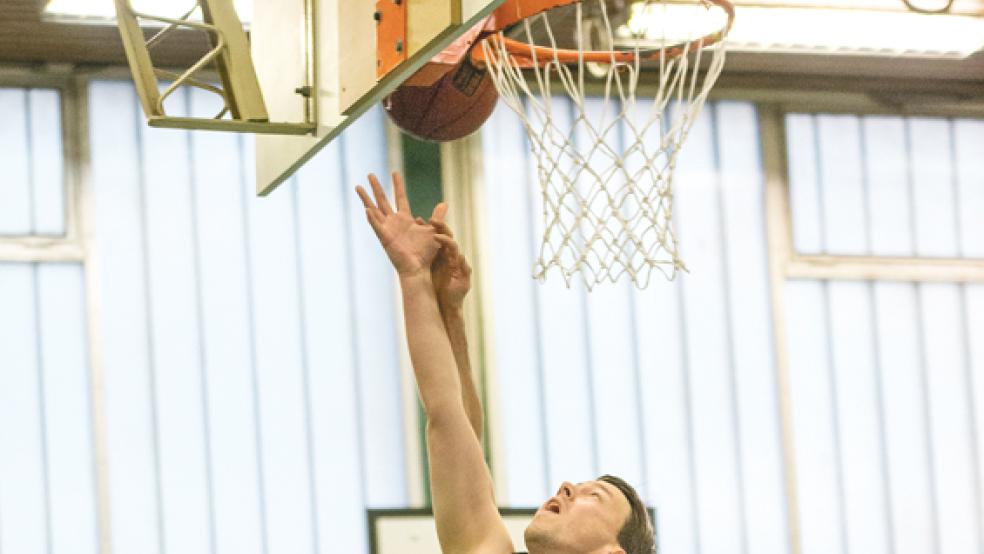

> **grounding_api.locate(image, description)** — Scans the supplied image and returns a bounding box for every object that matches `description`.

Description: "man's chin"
[524,517,555,548]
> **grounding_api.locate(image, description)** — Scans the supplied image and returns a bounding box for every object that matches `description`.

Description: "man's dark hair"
[598,475,656,554]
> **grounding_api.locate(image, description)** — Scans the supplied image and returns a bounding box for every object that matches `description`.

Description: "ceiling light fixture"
[618,3,984,59]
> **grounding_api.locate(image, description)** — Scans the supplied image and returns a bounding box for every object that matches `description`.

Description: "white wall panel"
[89,80,163,554]
[0,88,65,236]
[784,257,984,554]
[953,120,984,257]
[784,281,844,554]
[0,264,49,554]
[188,94,265,554]
[27,89,65,236]
[674,103,746,554]
[340,108,407,507]
[908,118,959,258]
[36,264,99,554]
[920,283,979,554]
[967,284,984,532]
[536,256,596,486]
[817,115,867,254]
[242,127,317,554]
[139,89,213,554]
[480,102,551,504]
[715,102,788,554]
[861,116,912,257]
[785,114,823,254]
[294,141,367,554]
[584,277,645,482]
[633,278,698,554]
[873,282,936,554]
[0,89,34,234]
[827,282,890,554]
[0,263,97,554]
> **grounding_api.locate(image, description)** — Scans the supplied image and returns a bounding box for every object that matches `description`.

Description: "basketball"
[384,57,498,142]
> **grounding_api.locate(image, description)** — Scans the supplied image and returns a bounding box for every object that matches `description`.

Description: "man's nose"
[559,481,575,498]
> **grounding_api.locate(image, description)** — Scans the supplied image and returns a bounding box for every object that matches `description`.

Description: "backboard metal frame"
[114,0,316,136]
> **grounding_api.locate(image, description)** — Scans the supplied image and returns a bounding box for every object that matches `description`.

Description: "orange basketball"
[384,58,498,142]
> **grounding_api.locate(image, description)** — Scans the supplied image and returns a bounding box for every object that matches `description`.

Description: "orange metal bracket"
[376,0,409,78]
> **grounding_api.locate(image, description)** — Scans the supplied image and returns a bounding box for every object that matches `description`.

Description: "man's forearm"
[442,306,483,443]
[399,273,463,420]
[400,278,509,553]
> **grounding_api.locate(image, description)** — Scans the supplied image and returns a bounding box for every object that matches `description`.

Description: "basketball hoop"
[474,0,735,289]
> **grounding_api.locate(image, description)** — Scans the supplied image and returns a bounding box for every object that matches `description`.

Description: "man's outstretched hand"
[428,204,472,311]
[356,172,441,277]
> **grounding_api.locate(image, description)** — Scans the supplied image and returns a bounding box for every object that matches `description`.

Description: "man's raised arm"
[356,174,511,554]
[429,213,483,443]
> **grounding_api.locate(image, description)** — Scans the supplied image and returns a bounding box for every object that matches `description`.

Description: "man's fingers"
[365,208,384,236]
[392,171,411,214]
[368,173,393,215]
[355,186,376,211]
[431,202,448,224]
[357,187,386,236]
[429,203,453,237]
[430,219,454,238]
[415,217,427,225]
[434,234,460,259]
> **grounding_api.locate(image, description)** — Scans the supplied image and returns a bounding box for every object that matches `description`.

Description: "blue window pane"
[786,112,983,260]
[0,88,65,236]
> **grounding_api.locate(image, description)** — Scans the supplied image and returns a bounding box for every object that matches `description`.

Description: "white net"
[480,0,731,289]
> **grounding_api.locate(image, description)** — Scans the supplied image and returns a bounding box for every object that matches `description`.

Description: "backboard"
[252,0,504,196]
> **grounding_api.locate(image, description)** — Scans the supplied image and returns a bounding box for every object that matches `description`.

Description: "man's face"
[524,480,631,554]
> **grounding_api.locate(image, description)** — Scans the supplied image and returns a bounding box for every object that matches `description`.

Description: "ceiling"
[0,0,982,92]
[0,0,208,67]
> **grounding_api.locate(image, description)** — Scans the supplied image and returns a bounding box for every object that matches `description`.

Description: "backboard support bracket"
[376,0,409,78]
[114,0,317,135]
[147,116,315,135]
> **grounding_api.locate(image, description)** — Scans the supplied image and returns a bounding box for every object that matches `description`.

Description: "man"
[356,172,655,554]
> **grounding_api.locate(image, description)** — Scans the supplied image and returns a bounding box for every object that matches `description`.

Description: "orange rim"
[487,0,581,31]
[474,0,735,69]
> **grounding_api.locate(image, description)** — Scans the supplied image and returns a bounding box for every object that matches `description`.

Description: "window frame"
[758,102,984,284]
[0,67,85,262]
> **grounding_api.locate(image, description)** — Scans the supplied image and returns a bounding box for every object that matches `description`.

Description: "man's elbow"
[423,398,468,434]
